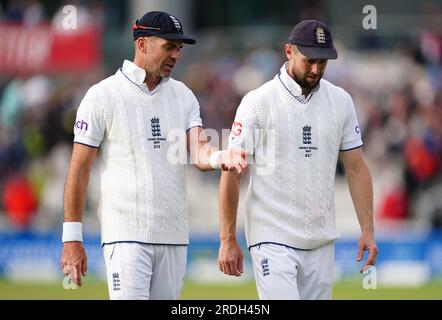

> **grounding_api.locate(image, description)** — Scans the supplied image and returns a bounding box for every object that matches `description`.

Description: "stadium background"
[0,0,441,299]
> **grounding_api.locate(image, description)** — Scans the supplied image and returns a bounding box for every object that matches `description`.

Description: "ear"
[136,37,147,55]
[285,44,293,60]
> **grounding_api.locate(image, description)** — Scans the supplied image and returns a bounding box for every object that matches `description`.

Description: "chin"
[307,79,320,88]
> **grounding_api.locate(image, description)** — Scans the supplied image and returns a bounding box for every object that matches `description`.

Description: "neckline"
[118,68,158,96]
[277,72,315,105]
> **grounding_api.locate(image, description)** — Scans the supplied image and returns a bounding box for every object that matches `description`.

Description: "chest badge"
[148,117,166,149]
[299,125,318,157]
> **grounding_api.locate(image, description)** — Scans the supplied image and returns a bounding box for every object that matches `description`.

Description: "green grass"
[333,280,442,300]
[0,278,441,300]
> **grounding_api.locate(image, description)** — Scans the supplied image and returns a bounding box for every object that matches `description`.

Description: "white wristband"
[62,222,83,242]
[209,150,223,170]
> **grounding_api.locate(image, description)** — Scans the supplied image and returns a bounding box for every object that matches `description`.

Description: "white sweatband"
[62,222,83,242]
[209,150,223,170]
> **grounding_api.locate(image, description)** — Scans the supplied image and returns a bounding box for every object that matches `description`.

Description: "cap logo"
[169,15,181,30]
[316,27,326,44]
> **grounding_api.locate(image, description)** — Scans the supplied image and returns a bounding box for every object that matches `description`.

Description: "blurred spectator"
[3,0,24,23]
[0,78,23,129]
[21,75,52,122]
[22,0,44,26]
[2,172,37,229]
[379,186,409,221]
[404,137,440,188]
[419,2,442,65]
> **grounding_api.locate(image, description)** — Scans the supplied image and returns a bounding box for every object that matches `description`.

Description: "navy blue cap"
[289,20,337,59]
[133,11,196,44]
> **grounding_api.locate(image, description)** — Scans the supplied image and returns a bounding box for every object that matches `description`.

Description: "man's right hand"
[61,242,88,287]
[218,240,243,277]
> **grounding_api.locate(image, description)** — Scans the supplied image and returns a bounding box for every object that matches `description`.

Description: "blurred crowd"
[0,0,105,28]
[0,0,106,230]
[0,0,441,232]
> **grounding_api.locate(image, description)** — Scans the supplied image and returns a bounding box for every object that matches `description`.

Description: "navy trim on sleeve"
[186,125,203,132]
[339,144,363,152]
[74,141,100,149]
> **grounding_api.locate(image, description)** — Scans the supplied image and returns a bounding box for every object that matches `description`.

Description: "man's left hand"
[357,232,378,273]
[218,149,248,175]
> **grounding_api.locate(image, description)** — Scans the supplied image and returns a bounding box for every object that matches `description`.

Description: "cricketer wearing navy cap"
[218,19,377,300]
[61,9,248,300]
[133,11,196,44]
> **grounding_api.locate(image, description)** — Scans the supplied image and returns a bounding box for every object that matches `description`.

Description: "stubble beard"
[293,71,322,91]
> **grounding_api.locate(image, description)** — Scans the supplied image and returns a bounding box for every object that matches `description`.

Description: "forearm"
[187,127,216,171]
[219,171,241,242]
[346,163,374,234]
[63,164,92,222]
[194,141,217,171]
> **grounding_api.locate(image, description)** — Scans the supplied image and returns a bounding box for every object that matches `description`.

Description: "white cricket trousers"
[250,242,334,300]
[102,242,187,300]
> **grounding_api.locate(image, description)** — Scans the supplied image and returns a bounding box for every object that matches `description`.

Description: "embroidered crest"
[151,117,161,137]
[261,258,270,276]
[169,15,181,30]
[299,125,317,158]
[316,27,326,44]
[302,125,312,145]
[148,117,166,149]
[112,272,121,291]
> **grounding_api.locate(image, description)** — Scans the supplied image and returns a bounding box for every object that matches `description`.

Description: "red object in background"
[379,188,409,220]
[0,24,101,75]
[3,174,38,229]
[404,138,440,182]
[49,27,100,72]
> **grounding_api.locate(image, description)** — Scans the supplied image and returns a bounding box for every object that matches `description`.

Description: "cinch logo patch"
[355,125,360,134]
[75,120,88,131]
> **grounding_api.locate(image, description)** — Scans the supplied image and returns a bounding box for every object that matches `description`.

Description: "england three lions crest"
[299,125,317,158]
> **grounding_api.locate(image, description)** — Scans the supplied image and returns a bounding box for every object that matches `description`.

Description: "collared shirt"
[277,62,320,104]
[72,59,203,245]
[74,60,202,148]
[120,59,161,95]
[228,63,364,250]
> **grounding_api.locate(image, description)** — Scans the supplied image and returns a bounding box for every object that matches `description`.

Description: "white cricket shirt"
[74,60,202,245]
[229,63,363,250]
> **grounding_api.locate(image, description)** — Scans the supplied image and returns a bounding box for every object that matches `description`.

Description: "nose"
[311,63,320,75]
[171,48,180,60]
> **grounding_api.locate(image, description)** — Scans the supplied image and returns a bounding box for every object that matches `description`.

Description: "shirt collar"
[121,60,164,94]
[279,62,303,97]
[277,62,320,101]
[122,59,147,84]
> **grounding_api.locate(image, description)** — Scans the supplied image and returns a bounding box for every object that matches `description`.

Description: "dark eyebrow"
[164,42,183,49]
[305,58,326,64]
